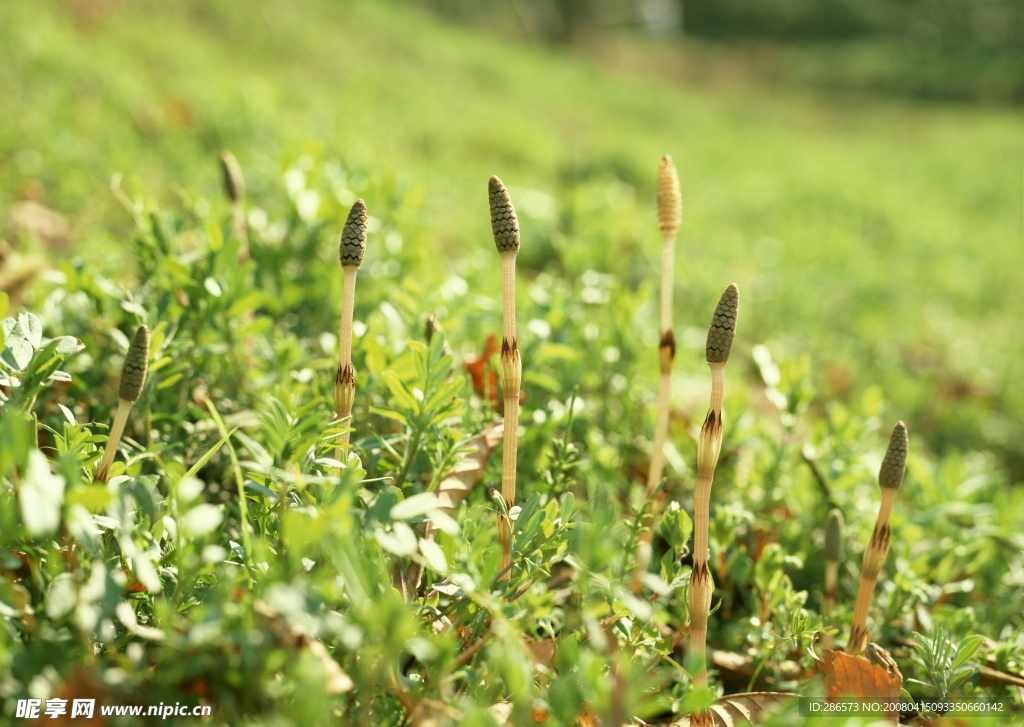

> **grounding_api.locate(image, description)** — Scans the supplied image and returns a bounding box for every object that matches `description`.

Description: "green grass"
[2,1,1023,724]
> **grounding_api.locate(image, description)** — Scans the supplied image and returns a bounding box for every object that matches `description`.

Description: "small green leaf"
[45,573,77,620]
[183,428,237,480]
[207,220,223,252]
[559,491,574,526]
[19,450,66,536]
[53,336,85,355]
[951,635,985,672]
[2,330,33,370]
[18,312,43,348]
[660,501,693,552]
[57,404,75,424]
[204,277,223,297]
[383,370,417,412]
[376,522,417,557]
[391,492,439,520]
[66,485,113,512]
[183,504,224,537]
[368,406,409,427]
[419,538,447,573]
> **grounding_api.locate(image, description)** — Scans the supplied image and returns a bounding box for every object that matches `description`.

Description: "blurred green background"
[2,0,1022,481]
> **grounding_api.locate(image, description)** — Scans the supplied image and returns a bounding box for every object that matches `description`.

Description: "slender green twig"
[489,176,521,582]
[689,283,738,727]
[334,200,367,464]
[95,325,150,482]
[847,421,908,655]
[822,507,844,649]
[632,155,682,595]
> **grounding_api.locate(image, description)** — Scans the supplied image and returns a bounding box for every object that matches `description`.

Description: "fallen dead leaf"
[436,421,504,516]
[671,692,796,726]
[808,635,901,720]
[253,599,353,693]
[424,420,503,544]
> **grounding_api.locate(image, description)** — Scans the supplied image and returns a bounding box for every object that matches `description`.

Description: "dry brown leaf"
[814,647,901,703]
[424,419,503,540]
[808,637,902,720]
[253,600,354,693]
[672,692,796,726]
[526,637,556,669]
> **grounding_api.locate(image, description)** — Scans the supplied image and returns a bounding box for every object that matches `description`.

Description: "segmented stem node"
[334,363,356,421]
[488,176,520,253]
[878,421,908,490]
[705,283,738,364]
[657,155,681,238]
[339,200,368,267]
[118,325,150,403]
[659,328,676,369]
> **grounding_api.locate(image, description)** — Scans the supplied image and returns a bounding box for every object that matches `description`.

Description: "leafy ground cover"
[2,0,1023,724]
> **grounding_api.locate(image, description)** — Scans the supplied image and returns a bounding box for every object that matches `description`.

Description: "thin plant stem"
[632,155,681,595]
[822,507,844,649]
[846,421,908,655]
[489,176,521,583]
[95,400,131,483]
[334,201,367,464]
[95,325,150,482]
[688,284,738,727]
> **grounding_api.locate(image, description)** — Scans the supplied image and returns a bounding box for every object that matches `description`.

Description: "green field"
[2,1,1022,724]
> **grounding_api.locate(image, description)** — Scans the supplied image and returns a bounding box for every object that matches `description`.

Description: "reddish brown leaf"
[464,334,500,405]
[809,637,902,720]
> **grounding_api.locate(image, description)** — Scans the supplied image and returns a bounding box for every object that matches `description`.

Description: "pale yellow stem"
[95,399,132,482]
[630,231,677,594]
[338,267,358,372]
[501,252,517,343]
[659,235,675,329]
[847,487,897,655]
[497,250,520,583]
[690,361,725,704]
[335,266,359,459]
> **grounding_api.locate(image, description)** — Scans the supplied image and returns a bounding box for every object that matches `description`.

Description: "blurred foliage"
[410,0,1024,102]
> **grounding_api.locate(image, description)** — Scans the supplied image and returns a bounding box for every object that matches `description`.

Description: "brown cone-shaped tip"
[339,200,368,267]
[219,151,245,204]
[878,421,908,490]
[488,176,520,253]
[705,283,739,364]
[825,508,844,561]
[657,155,681,238]
[119,325,150,403]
